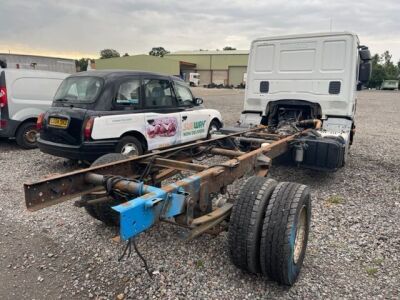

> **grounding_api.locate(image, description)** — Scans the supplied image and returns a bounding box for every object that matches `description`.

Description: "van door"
[142,78,181,150]
[174,82,209,143]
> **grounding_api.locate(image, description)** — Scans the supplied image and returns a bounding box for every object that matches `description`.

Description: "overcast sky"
[1,0,399,61]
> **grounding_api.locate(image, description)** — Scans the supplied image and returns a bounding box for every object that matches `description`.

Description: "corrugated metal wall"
[212,70,228,85]
[197,70,212,85]
[0,54,76,73]
[228,66,247,86]
[95,55,180,76]
[166,52,248,85]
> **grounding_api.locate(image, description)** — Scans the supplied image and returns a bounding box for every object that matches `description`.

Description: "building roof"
[167,50,249,55]
[0,53,74,61]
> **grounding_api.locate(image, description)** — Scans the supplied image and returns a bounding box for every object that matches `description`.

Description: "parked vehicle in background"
[0,69,69,148]
[189,72,200,86]
[380,80,399,90]
[37,70,222,162]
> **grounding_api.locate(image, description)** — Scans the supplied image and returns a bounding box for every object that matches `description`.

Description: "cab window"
[114,78,141,109]
[54,76,103,103]
[174,82,194,106]
[143,79,175,107]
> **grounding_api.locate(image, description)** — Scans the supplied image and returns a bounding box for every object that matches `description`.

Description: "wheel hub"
[25,129,38,143]
[121,143,139,156]
[293,205,307,264]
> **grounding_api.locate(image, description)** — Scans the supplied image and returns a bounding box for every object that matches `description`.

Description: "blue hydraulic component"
[112,175,201,240]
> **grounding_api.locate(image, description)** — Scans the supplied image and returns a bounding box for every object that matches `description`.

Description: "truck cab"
[239,32,371,171]
[189,73,200,87]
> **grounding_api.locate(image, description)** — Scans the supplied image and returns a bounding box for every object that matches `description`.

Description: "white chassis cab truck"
[239,32,371,171]
[189,72,200,87]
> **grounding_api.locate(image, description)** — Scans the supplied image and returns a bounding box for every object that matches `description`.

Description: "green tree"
[123,53,129,57]
[381,50,392,66]
[149,47,170,57]
[100,49,120,59]
[223,46,236,50]
[368,51,400,88]
[75,58,93,72]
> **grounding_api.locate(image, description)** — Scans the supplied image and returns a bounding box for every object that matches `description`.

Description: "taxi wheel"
[207,120,220,138]
[116,136,143,156]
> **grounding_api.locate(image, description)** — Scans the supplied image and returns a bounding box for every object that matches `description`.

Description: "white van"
[0,69,69,148]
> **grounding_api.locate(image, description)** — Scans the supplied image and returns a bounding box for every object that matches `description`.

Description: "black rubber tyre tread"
[83,153,127,226]
[228,176,277,273]
[260,182,311,286]
[115,136,143,155]
[16,122,37,149]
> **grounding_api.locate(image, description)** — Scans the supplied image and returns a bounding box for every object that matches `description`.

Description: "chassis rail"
[25,126,305,241]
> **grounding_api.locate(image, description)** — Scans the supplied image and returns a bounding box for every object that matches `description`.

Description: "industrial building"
[166,50,249,86]
[95,54,180,76]
[95,50,249,86]
[0,53,76,73]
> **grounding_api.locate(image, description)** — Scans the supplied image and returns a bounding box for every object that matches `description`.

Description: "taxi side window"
[174,83,194,106]
[114,79,141,109]
[143,79,175,108]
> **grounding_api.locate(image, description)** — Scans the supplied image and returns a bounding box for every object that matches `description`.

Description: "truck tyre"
[259,182,311,286]
[228,176,277,273]
[16,121,38,149]
[83,153,127,226]
[115,136,143,156]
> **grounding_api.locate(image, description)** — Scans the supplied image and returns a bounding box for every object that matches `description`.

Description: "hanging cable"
[118,238,153,278]
[132,238,153,278]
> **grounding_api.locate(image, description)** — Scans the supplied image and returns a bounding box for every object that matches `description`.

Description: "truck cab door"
[142,78,182,150]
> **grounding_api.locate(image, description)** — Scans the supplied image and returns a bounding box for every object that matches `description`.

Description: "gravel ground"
[1,89,400,299]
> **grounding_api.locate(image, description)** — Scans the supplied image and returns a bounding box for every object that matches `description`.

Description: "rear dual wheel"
[228,177,311,286]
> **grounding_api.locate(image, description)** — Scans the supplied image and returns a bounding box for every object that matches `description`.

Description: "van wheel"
[16,122,38,149]
[116,136,143,156]
[83,153,128,226]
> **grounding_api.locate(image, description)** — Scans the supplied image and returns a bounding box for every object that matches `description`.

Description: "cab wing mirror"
[358,46,372,86]
[194,97,204,105]
[359,61,371,84]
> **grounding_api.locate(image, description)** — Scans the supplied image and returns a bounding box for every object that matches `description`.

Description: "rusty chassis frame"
[25,126,307,241]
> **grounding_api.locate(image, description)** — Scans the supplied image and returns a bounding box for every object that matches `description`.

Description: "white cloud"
[0,0,399,61]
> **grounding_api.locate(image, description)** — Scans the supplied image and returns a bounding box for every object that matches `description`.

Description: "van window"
[143,79,175,107]
[114,79,141,108]
[12,77,63,101]
[54,76,103,103]
[174,83,194,106]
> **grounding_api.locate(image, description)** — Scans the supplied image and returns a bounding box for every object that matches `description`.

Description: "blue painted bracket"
[112,176,201,240]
